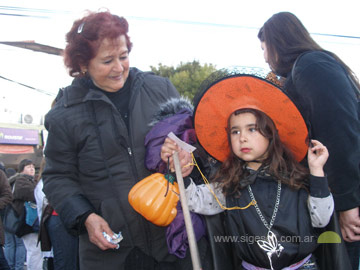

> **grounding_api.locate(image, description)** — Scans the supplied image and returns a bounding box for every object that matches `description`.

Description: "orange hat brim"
[194,75,308,162]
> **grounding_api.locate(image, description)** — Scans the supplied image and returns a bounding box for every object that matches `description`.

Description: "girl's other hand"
[307,139,329,177]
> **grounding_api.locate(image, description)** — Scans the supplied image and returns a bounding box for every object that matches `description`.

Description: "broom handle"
[173,151,202,270]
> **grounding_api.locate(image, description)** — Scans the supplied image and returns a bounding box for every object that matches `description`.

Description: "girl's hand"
[161,138,180,163]
[307,139,329,176]
[160,138,194,177]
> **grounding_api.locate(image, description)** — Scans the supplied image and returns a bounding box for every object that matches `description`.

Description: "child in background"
[161,72,334,270]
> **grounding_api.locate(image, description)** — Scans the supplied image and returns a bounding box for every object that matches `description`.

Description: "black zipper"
[126,73,153,254]
[109,76,153,254]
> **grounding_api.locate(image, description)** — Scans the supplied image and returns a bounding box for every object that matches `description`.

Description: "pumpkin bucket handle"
[164,157,175,197]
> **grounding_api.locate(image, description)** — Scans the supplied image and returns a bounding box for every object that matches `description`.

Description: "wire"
[312,32,360,40]
[0,6,359,40]
[127,15,360,40]
[0,75,55,96]
[0,5,70,15]
[0,12,48,18]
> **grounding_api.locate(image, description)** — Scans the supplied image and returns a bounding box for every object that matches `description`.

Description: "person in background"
[9,159,42,270]
[4,169,16,179]
[3,163,26,270]
[35,158,79,270]
[42,10,212,270]
[258,11,360,270]
[0,162,12,270]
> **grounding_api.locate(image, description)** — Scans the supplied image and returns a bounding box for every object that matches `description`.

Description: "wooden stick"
[173,151,202,270]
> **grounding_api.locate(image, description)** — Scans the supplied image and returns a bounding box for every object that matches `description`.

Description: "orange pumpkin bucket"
[128,173,179,226]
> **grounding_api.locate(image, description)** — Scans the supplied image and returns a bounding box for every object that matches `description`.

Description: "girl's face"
[229,112,270,170]
[85,35,130,92]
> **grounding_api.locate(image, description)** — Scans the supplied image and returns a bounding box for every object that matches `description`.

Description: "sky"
[0,0,359,122]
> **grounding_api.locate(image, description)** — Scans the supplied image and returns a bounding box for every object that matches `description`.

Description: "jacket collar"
[8,173,35,186]
[61,67,144,107]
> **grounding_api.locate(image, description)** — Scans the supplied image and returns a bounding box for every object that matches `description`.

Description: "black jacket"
[42,68,180,268]
[225,174,328,269]
[285,51,360,211]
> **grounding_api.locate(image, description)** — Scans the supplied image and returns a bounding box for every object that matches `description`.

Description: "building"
[0,41,71,169]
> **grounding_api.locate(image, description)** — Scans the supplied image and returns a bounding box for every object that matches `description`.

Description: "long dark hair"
[212,108,309,196]
[258,12,360,97]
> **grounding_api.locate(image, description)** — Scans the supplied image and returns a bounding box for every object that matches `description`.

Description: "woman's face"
[229,112,269,170]
[260,41,269,64]
[22,164,35,177]
[85,35,130,92]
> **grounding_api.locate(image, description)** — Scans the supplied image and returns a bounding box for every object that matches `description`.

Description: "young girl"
[161,73,334,270]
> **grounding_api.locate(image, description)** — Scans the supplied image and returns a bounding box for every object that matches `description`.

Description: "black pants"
[42,257,54,270]
[345,240,360,270]
[0,245,10,270]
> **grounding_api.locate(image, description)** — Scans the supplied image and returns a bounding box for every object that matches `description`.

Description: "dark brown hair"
[258,12,360,96]
[212,108,309,196]
[18,159,34,173]
[64,10,133,77]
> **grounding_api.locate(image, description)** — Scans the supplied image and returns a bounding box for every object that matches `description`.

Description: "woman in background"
[258,11,360,269]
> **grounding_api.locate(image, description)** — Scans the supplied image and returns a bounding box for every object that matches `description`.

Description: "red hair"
[64,10,133,77]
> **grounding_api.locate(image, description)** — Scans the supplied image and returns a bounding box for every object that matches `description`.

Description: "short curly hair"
[64,10,133,77]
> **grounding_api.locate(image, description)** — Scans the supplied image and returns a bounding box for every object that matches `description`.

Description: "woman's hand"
[339,207,360,242]
[85,213,119,250]
[307,139,329,177]
[160,138,194,177]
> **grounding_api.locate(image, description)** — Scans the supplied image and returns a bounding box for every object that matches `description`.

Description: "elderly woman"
[42,10,212,270]
[258,12,360,270]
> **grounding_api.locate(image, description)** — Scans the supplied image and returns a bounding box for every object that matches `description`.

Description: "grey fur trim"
[149,97,194,127]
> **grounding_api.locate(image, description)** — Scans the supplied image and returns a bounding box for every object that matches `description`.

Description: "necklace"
[247,181,284,270]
